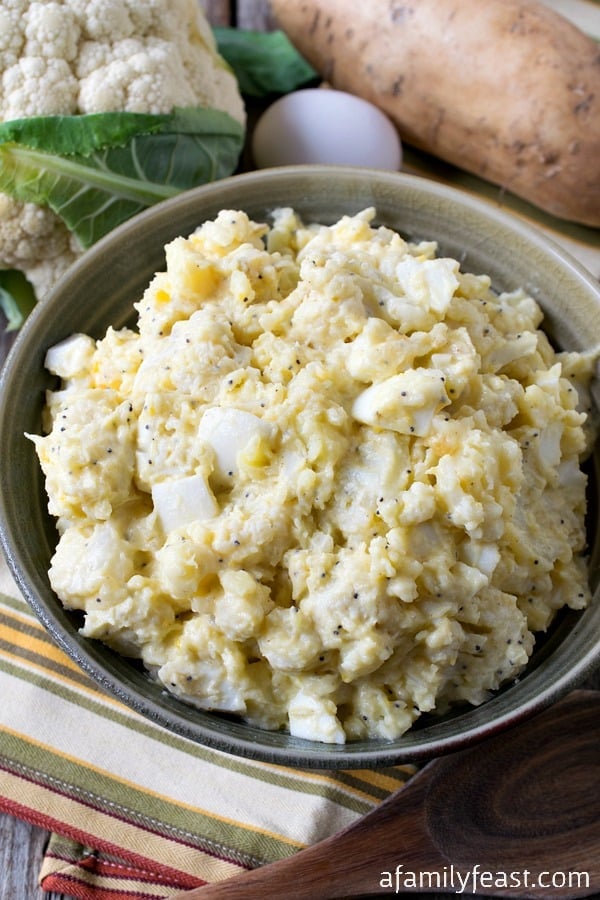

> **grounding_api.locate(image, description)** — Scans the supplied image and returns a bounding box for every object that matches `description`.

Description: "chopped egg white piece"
[351,368,449,435]
[288,689,346,744]
[198,406,275,482]
[152,473,218,533]
[44,333,95,378]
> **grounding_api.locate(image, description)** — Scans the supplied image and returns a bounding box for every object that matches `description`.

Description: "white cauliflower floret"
[24,3,80,61]
[0,194,83,298]
[0,7,24,70]
[77,38,200,114]
[70,0,138,42]
[0,195,67,264]
[25,251,83,303]
[0,0,245,306]
[49,520,136,610]
[2,57,79,117]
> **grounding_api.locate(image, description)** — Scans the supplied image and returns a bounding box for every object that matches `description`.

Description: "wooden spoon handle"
[170,692,600,899]
[169,773,434,899]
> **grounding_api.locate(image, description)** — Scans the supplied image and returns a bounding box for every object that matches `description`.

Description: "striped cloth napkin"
[0,553,415,897]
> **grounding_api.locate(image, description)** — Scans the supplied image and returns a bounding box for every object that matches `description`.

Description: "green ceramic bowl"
[1,167,599,768]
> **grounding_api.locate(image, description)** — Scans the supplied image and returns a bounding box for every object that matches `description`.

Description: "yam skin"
[270,0,600,227]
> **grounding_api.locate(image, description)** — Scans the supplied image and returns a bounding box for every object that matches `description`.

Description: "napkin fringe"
[41,835,205,899]
[1,791,210,898]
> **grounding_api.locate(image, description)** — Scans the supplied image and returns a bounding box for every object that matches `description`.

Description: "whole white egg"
[251,88,402,170]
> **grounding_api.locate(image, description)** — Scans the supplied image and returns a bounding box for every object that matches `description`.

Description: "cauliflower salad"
[31,208,595,743]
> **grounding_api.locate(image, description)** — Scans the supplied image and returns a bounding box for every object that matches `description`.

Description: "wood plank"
[199,0,232,27]
[235,0,277,30]
[0,813,56,899]
[199,0,277,31]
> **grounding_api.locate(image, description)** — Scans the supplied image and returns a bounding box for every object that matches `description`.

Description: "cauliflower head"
[0,0,245,303]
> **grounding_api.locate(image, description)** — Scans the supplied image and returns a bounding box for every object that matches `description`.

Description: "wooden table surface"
[0,1,599,897]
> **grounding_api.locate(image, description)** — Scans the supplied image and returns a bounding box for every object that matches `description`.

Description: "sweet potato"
[269,0,600,227]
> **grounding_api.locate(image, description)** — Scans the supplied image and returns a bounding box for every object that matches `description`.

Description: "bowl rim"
[1,165,599,768]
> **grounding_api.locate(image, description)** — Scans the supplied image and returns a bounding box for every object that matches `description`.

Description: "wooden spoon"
[170,691,599,899]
